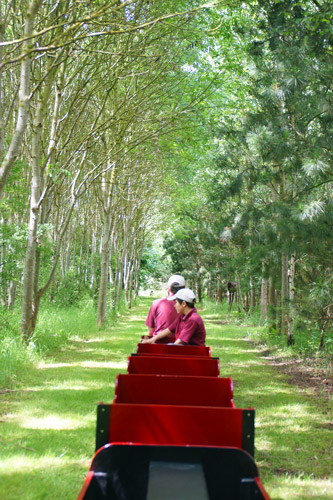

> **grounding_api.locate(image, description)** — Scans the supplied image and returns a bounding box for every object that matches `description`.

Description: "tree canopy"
[0,0,332,349]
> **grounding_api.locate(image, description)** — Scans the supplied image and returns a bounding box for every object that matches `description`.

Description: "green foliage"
[0,298,102,388]
[0,336,38,388]
[51,268,97,307]
[139,243,171,289]
[0,0,331,363]
[0,309,39,388]
[32,300,99,351]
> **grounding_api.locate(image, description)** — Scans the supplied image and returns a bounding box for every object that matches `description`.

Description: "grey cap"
[167,288,196,304]
[167,274,185,288]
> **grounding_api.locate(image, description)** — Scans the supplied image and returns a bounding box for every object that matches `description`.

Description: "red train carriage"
[77,342,271,500]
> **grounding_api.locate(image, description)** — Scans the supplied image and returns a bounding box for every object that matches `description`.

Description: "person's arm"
[141,328,172,343]
[174,338,186,345]
[147,326,154,336]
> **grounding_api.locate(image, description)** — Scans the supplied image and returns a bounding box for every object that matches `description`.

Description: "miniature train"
[77,342,271,499]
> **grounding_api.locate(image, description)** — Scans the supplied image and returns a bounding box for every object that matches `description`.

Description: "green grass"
[0,297,332,499]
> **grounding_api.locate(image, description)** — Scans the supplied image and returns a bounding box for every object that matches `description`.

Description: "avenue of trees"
[0,0,332,353]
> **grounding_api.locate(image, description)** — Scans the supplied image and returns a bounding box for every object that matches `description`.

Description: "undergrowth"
[201,300,332,377]
[0,297,122,389]
[1,297,331,389]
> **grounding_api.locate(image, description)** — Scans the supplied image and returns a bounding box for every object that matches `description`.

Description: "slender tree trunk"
[243,291,249,313]
[90,229,97,290]
[196,258,202,302]
[217,275,223,303]
[268,275,276,329]
[96,216,112,327]
[250,278,256,311]
[261,262,268,322]
[20,59,58,340]
[287,252,296,346]
[236,273,243,312]
[20,110,43,340]
[21,201,39,341]
[96,161,116,326]
[0,0,43,198]
[116,230,127,309]
[133,245,143,301]
[318,305,331,351]
[7,281,17,309]
[281,253,289,337]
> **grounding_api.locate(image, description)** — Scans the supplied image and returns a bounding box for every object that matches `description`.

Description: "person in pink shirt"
[144,274,186,342]
[142,288,206,346]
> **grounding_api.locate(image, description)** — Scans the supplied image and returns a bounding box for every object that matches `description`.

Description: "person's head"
[167,288,196,313]
[167,274,185,294]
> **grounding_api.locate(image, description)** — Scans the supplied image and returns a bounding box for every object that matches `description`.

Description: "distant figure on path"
[144,274,186,342]
[142,288,206,346]
[227,281,237,311]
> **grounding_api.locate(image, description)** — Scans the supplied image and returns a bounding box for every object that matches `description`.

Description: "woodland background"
[0,0,332,386]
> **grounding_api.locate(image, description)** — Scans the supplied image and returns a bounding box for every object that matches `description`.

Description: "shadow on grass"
[1,297,331,500]
[1,301,149,500]
[206,320,332,496]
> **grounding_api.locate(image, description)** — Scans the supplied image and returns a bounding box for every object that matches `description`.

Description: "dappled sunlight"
[207,335,250,342]
[215,345,260,355]
[6,406,95,425]
[255,437,272,452]
[116,323,144,332]
[1,454,88,474]
[124,314,146,322]
[20,414,89,430]
[269,402,318,419]
[266,475,332,499]
[2,300,330,500]
[71,338,104,344]
[38,360,128,370]
[23,379,115,392]
[222,360,266,368]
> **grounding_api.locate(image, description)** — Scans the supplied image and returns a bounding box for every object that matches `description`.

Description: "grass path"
[1,298,331,500]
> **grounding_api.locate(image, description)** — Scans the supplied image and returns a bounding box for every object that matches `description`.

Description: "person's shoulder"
[192,308,204,322]
[150,297,164,307]
[185,308,199,322]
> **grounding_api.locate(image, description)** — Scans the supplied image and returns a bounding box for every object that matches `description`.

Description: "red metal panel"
[137,343,211,357]
[108,404,244,449]
[127,355,220,377]
[254,478,272,500]
[77,471,94,500]
[114,374,234,407]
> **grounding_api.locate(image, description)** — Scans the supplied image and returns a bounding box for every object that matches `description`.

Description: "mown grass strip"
[0,298,331,499]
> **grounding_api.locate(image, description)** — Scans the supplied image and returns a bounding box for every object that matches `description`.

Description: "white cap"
[167,274,185,288]
[167,288,196,304]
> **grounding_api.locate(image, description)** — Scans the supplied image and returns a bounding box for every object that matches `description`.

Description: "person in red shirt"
[144,275,185,342]
[142,288,206,346]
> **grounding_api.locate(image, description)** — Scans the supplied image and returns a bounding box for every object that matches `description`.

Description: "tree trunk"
[21,203,39,341]
[20,109,43,340]
[96,162,116,326]
[318,305,331,351]
[260,262,268,322]
[90,229,97,290]
[96,221,111,327]
[287,252,296,346]
[20,59,58,340]
[268,275,276,329]
[281,253,289,337]
[243,291,249,313]
[0,0,43,198]
[250,277,256,311]
[7,281,17,309]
